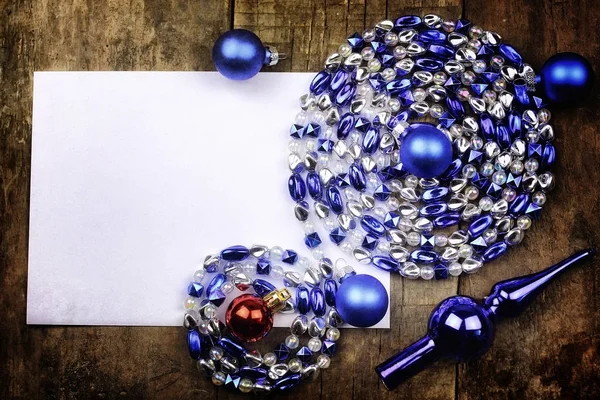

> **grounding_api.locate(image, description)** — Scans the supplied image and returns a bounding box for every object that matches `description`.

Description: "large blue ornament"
[376,249,594,391]
[335,274,388,327]
[213,29,267,80]
[539,52,595,105]
[400,123,453,179]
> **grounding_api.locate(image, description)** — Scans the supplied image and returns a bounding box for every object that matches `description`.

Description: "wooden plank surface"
[0,0,598,399]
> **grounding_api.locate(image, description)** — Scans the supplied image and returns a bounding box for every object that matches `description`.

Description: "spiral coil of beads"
[184,244,352,393]
[287,14,556,280]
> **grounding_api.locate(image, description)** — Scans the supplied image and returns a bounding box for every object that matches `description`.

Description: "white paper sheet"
[27,71,390,328]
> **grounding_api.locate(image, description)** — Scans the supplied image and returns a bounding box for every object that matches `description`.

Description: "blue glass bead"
[533,96,547,109]
[470,237,488,253]
[362,234,379,251]
[256,259,270,275]
[337,113,355,139]
[508,110,522,138]
[218,337,246,358]
[415,57,444,72]
[506,173,522,188]
[420,202,448,217]
[224,374,241,390]
[375,184,392,201]
[400,123,453,179]
[290,124,304,139]
[446,95,465,118]
[513,79,530,107]
[310,70,331,94]
[427,43,454,59]
[200,332,215,349]
[288,173,306,202]
[296,347,313,363]
[336,274,388,327]
[253,279,276,297]
[361,215,386,237]
[329,227,346,245]
[471,172,490,190]
[434,264,449,280]
[304,232,322,249]
[528,143,543,158]
[212,29,265,80]
[370,40,386,53]
[273,373,302,392]
[468,215,493,238]
[455,18,471,33]
[326,186,344,214]
[386,78,412,95]
[187,282,204,297]
[296,286,310,314]
[330,69,350,93]
[317,139,334,153]
[478,44,494,59]
[306,172,323,200]
[369,74,385,91]
[483,242,508,262]
[465,149,483,165]
[239,367,267,380]
[411,249,438,263]
[434,212,461,228]
[273,343,290,361]
[383,212,399,229]
[486,182,503,200]
[499,43,523,66]
[282,249,298,264]
[539,52,595,105]
[322,339,337,356]
[419,29,446,43]
[395,15,421,29]
[480,113,495,140]
[525,203,542,220]
[420,234,435,249]
[187,329,202,359]
[324,279,338,307]
[354,117,371,133]
[347,32,364,49]
[496,125,511,149]
[470,82,488,96]
[542,144,556,169]
[336,173,351,188]
[372,255,399,272]
[207,289,226,307]
[335,83,356,107]
[510,193,530,216]
[380,51,396,67]
[221,245,250,262]
[349,164,367,191]
[310,287,326,316]
[207,273,226,295]
[304,123,320,137]
[439,158,462,180]
[423,187,449,203]
[398,89,415,106]
[444,76,461,92]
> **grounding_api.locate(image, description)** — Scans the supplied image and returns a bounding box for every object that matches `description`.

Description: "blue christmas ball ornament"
[400,123,453,179]
[539,52,595,105]
[336,274,388,327]
[212,29,267,80]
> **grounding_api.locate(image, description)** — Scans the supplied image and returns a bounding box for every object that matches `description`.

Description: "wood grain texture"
[0,0,598,399]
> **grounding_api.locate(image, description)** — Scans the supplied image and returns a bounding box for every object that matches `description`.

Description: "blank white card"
[28,71,390,328]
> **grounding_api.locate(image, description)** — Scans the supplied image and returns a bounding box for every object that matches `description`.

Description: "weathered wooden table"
[1,1,598,399]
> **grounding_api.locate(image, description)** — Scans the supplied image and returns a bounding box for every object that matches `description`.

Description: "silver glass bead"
[462,117,479,134]
[427,85,448,102]
[448,32,468,47]
[249,244,268,259]
[303,267,321,287]
[350,98,367,114]
[455,47,476,63]
[353,247,372,264]
[319,168,334,185]
[308,317,327,337]
[183,310,201,330]
[539,124,554,141]
[326,308,343,327]
[398,29,418,43]
[283,271,302,287]
[336,213,352,231]
[482,31,502,46]
[390,245,410,262]
[220,357,239,374]
[314,202,330,219]
[343,52,363,68]
[441,247,460,262]
[389,229,407,244]
[400,262,420,279]
[399,187,419,202]
[395,58,415,75]
[318,258,334,279]
[347,201,364,218]
[423,14,443,28]
[450,178,468,193]
[448,194,468,211]
[304,152,318,171]
[456,136,471,154]
[300,93,316,111]
[291,315,309,335]
[354,67,370,83]
[253,382,272,393]
[496,152,513,169]
[325,53,342,70]
[522,109,539,129]
[207,318,221,337]
[538,172,555,191]
[376,19,394,32]
[325,107,340,125]
[379,133,397,153]
[490,199,509,219]
[197,359,216,376]
[317,94,332,111]
[462,255,483,273]
[488,101,506,120]
[413,217,433,232]
[522,173,538,192]
[361,156,377,173]
[232,273,252,291]
[301,365,319,380]
[500,65,518,81]
[242,349,262,368]
[462,203,481,220]
[448,230,469,247]
[294,202,310,222]
[444,60,465,75]
[372,92,388,108]
[469,97,487,114]
[498,91,514,109]
[495,216,513,234]
[505,228,524,245]
[398,202,418,219]
[360,193,376,209]
[363,28,376,41]
[270,364,289,379]
[280,299,296,314]
[212,371,226,386]
[407,41,426,56]
[203,254,219,271]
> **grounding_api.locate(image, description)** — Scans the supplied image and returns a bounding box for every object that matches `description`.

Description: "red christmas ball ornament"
[225,294,273,343]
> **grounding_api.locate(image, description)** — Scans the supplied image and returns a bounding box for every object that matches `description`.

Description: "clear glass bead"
[532,191,546,206]
[456,87,471,101]
[458,244,473,259]
[462,164,477,179]
[220,281,234,294]
[483,228,498,244]
[465,186,479,200]
[430,104,445,118]
[538,108,551,124]
[490,55,504,69]
[471,136,484,150]
[510,160,525,175]
[398,218,412,232]
[350,131,361,143]
[525,158,539,172]
[387,196,400,210]
[349,230,364,245]
[209,347,224,361]
[362,28,376,41]
[413,88,427,102]
[361,47,375,61]
[377,241,391,253]
[481,162,494,176]
[472,59,487,73]
[502,187,517,202]
[303,221,315,234]
[338,43,352,57]
[373,206,387,218]
[433,71,447,85]
[288,140,300,154]
[202,304,218,320]
[263,352,277,366]
[434,233,448,247]
[442,20,456,32]
[461,71,476,85]
[407,232,421,246]
[492,78,507,92]
[483,89,497,103]
[285,334,300,349]
[270,265,284,279]
[517,215,532,230]
[308,337,322,352]
[492,171,507,185]
[326,327,341,341]
[393,45,407,59]
[298,257,310,270]
[323,217,337,231]
[270,246,284,259]
[384,32,399,46]
[295,112,309,125]
[448,261,462,276]
[340,242,353,254]
[239,378,254,393]
[312,248,325,260]
[479,197,494,211]
[288,358,303,373]
[212,371,226,386]
[381,67,396,82]
[405,175,419,188]
[420,265,434,280]
[193,269,205,282]
[317,354,331,369]
[185,297,198,310]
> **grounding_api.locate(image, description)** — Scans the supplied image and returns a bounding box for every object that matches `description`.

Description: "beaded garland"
[287,14,556,280]
[184,244,352,394]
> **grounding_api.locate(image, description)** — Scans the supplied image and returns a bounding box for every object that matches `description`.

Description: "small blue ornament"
[212,29,283,80]
[335,274,388,327]
[400,123,453,179]
[539,52,595,105]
